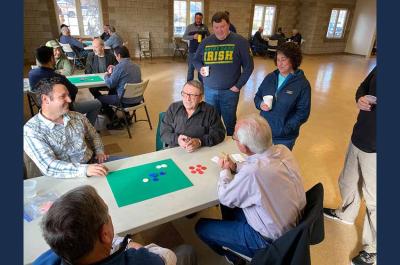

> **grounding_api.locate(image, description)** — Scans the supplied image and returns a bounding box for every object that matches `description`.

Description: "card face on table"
[106,159,193,207]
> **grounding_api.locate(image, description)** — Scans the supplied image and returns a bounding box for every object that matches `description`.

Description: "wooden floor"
[24,53,376,265]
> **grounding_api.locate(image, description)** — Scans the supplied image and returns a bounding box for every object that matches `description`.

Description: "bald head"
[92,38,105,56]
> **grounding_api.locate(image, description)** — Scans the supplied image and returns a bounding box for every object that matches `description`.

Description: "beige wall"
[24,0,369,63]
[345,0,376,56]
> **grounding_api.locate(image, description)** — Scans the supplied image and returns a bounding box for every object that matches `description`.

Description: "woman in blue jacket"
[254,42,311,150]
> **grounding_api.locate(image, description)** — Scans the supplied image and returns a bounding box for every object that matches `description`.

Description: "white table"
[23,139,239,264]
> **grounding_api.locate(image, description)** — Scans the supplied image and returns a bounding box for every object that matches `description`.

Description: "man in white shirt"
[195,114,306,264]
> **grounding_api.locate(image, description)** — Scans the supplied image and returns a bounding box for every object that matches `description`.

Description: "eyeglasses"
[181,91,202,99]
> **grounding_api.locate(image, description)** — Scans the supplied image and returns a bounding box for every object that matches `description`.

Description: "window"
[173,0,203,36]
[54,0,103,37]
[251,5,277,36]
[326,8,349,39]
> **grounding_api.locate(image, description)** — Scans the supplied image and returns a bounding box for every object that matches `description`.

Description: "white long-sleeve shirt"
[218,144,306,240]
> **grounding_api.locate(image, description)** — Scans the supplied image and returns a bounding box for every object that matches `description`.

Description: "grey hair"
[236,114,273,154]
[109,25,116,33]
[184,80,204,95]
[41,185,109,263]
[94,38,104,46]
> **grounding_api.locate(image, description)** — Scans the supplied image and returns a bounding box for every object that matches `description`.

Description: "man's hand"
[200,67,208,77]
[96,153,109,163]
[178,134,190,148]
[107,65,115,75]
[357,96,372,111]
[87,164,108,177]
[193,33,199,40]
[218,155,237,172]
[185,138,201,153]
[127,241,143,250]
[230,86,240,93]
[260,102,271,111]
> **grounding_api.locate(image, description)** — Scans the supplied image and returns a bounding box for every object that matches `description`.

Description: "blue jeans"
[195,206,271,261]
[187,52,202,83]
[73,99,102,126]
[273,138,297,150]
[204,88,239,136]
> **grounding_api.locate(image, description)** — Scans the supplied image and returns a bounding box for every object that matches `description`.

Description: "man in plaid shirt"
[24,77,109,178]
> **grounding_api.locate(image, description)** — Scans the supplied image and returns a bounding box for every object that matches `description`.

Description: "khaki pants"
[335,142,376,253]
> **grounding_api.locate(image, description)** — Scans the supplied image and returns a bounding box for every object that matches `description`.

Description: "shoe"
[351,251,376,265]
[119,117,133,126]
[323,208,354,225]
[106,121,124,130]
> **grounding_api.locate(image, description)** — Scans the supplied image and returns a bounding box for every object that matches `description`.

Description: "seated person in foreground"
[195,115,306,264]
[24,77,109,178]
[45,40,73,76]
[160,80,226,152]
[28,46,101,126]
[34,185,197,265]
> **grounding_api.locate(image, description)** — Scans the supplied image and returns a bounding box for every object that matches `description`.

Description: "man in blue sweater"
[33,185,197,265]
[193,11,254,136]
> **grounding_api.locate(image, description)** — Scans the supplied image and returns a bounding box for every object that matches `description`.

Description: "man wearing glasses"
[160,80,226,152]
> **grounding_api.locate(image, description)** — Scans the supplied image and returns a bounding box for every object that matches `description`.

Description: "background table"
[84,45,111,50]
[23,139,239,264]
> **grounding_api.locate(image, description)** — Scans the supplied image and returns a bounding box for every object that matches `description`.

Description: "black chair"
[224,183,325,265]
[26,90,41,117]
[250,183,325,265]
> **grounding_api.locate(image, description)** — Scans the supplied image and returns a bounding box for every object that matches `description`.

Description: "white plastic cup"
[365,95,377,104]
[263,95,274,109]
[203,66,209,77]
[24,179,37,199]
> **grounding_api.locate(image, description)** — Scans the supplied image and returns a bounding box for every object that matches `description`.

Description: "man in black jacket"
[323,66,377,265]
[86,38,118,98]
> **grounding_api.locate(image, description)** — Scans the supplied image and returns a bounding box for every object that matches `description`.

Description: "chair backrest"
[250,183,324,265]
[155,112,166,151]
[31,65,39,69]
[27,90,42,109]
[122,79,149,99]
[59,42,74,53]
[268,39,279,47]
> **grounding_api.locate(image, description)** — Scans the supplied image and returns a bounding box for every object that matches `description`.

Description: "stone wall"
[23,0,362,63]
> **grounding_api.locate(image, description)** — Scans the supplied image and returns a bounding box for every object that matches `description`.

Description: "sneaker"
[323,208,354,225]
[106,121,124,130]
[351,251,376,265]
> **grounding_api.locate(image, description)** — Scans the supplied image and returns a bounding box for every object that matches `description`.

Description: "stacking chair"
[59,42,85,71]
[223,183,325,265]
[267,39,279,58]
[172,37,188,59]
[137,32,152,60]
[110,79,152,138]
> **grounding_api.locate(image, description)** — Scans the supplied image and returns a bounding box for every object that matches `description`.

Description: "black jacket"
[85,51,118,74]
[351,66,377,153]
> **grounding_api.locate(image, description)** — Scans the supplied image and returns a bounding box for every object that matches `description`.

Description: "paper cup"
[203,66,209,76]
[365,95,377,104]
[263,95,273,109]
[24,179,37,199]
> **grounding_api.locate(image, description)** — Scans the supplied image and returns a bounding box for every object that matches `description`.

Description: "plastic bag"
[23,192,59,222]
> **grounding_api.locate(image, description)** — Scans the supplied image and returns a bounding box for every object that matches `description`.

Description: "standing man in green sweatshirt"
[193,11,254,136]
